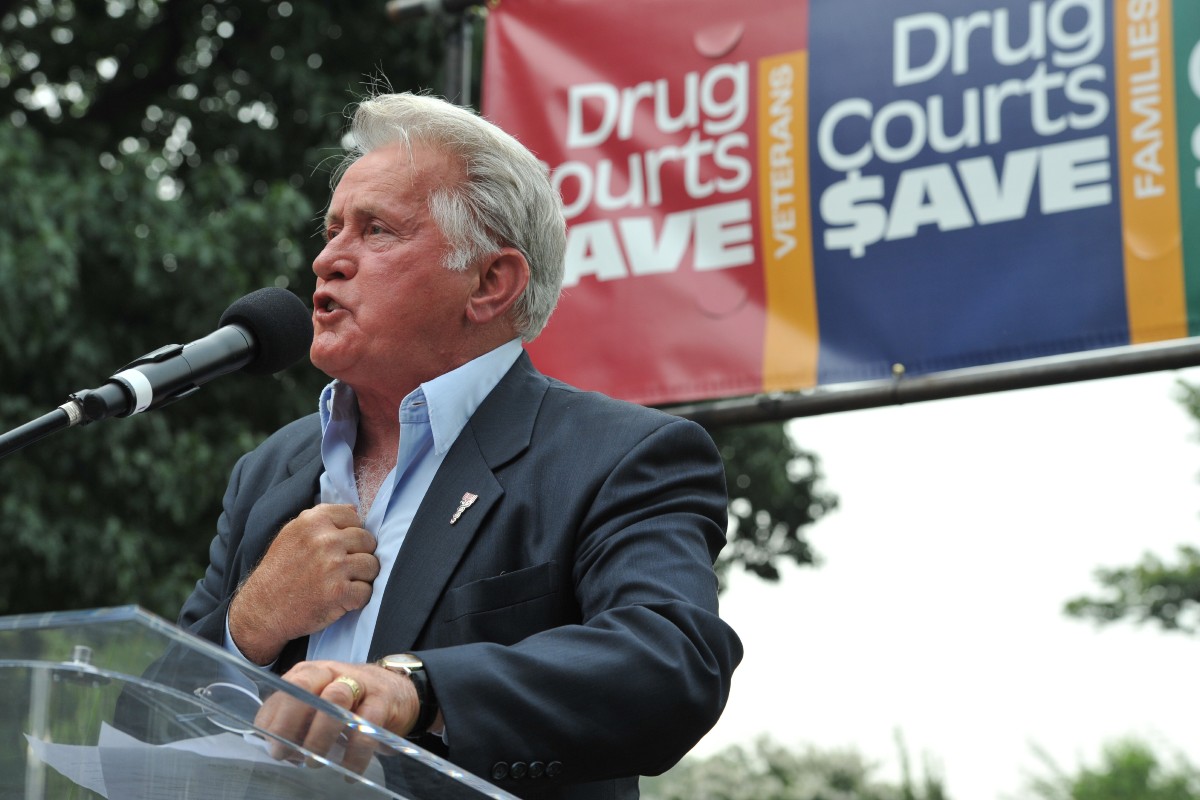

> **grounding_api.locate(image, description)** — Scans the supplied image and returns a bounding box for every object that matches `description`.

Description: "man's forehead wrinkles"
[321,145,446,233]
[324,197,391,223]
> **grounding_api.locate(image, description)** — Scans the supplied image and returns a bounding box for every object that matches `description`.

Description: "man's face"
[310,143,476,397]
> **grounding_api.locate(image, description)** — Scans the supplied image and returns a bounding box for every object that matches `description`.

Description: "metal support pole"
[442,12,473,105]
[663,339,1200,428]
[385,0,480,106]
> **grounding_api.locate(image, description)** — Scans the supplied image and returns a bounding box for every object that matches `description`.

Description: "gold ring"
[332,675,363,706]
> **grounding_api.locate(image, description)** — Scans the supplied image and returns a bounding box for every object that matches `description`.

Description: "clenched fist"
[229,504,379,665]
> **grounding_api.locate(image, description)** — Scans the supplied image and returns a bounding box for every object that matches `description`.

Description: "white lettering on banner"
[817,63,1109,171]
[817,0,1117,258]
[893,0,1105,87]
[822,135,1111,257]
[558,62,752,214]
[1126,0,1166,198]
[556,60,756,285]
[562,199,753,287]
[767,63,798,259]
[566,62,749,148]
[555,133,752,218]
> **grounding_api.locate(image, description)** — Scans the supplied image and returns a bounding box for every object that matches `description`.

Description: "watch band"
[405,666,438,738]
[377,654,439,738]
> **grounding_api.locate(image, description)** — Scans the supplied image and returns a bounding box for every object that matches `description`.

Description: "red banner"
[484,0,809,405]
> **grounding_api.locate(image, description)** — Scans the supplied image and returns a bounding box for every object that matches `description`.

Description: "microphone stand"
[0,345,190,460]
[0,402,82,459]
[1,286,309,460]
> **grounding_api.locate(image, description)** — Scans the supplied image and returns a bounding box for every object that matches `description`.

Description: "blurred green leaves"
[1064,379,1200,635]
[709,422,837,589]
[0,0,437,617]
[1029,739,1200,800]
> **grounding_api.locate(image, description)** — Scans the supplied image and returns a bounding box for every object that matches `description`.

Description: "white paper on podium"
[26,722,390,799]
[24,731,108,796]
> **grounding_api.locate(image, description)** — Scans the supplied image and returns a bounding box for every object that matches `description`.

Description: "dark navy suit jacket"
[179,352,743,799]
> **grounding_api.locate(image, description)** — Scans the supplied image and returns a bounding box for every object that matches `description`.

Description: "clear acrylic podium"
[0,606,516,799]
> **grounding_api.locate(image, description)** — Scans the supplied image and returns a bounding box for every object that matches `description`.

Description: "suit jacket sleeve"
[177,414,323,659]
[416,412,743,786]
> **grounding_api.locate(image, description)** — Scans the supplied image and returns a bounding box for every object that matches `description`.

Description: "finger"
[339,726,379,775]
[303,677,362,766]
[346,552,381,583]
[334,685,395,775]
[326,674,362,711]
[256,690,316,763]
[319,503,365,528]
[340,526,378,554]
[262,663,336,760]
[339,579,374,613]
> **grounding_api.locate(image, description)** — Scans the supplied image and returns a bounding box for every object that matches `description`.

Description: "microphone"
[0,287,313,458]
[72,287,313,422]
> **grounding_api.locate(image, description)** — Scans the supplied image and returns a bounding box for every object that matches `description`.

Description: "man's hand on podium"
[254,659,421,774]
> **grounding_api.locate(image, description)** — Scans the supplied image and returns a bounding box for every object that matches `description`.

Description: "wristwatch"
[376,653,439,738]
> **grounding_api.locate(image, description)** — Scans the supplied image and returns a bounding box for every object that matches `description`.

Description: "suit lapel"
[243,438,324,560]
[368,430,503,657]
[367,353,549,658]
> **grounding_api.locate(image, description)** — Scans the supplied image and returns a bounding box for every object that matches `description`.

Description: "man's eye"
[325,227,340,241]
[368,224,385,235]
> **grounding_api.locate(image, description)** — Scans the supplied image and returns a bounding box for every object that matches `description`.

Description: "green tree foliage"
[640,736,948,800]
[1027,739,1200,800]
[708,422,837,588]
[1064,381,1200,634]
[1064,545,1200,634]
[0,0,439,617]
[0,1,834,618]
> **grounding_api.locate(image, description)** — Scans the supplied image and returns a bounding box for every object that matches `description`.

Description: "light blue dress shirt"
[224,338,523,666]
[307,338,524,664]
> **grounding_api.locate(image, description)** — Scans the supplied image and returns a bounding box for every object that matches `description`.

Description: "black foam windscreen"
[218,287,314,375]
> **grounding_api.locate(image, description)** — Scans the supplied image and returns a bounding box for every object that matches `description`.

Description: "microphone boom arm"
[0,326,255,460]
[0,404,81,460]
[0,287,310,461]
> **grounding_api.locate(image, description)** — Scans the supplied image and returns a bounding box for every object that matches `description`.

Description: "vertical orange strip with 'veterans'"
[759,50,819,390]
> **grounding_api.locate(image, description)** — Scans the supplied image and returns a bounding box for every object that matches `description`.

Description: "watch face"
[381,653,423,672]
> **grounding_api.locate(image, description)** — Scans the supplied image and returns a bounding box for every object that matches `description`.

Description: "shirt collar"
[317,338,524,455]
[419,338,523,454]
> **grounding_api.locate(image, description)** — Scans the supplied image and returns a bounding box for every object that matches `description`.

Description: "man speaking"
[178,91,742,799]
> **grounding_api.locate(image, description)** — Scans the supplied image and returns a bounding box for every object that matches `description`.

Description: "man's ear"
[466,247,530,326]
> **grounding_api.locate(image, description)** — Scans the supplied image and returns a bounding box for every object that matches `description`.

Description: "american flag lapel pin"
[449,492,479,525]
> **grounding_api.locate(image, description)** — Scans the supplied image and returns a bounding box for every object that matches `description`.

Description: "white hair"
[332,92,566,341]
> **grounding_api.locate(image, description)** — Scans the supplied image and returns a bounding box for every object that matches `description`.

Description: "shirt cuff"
[223,609,277,669]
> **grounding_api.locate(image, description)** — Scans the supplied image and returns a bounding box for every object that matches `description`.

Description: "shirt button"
[510,761,528,779]
[491,762,509,780]
[529,761,546,778]
[546,761,563,778]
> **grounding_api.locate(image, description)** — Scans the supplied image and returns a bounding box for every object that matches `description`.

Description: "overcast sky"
[695,365,1200,799]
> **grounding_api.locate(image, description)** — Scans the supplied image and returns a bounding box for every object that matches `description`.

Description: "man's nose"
[313,238,355,280]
